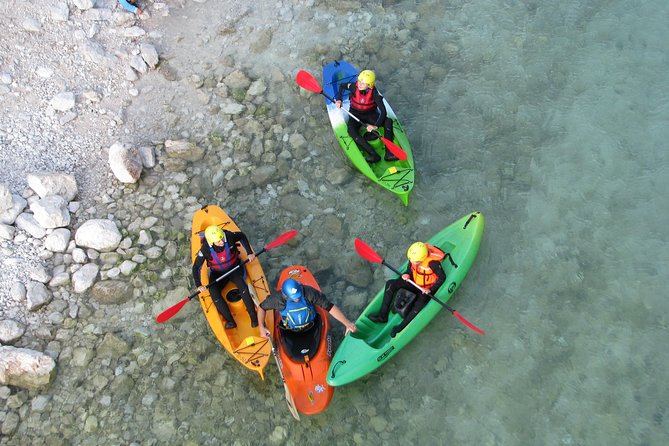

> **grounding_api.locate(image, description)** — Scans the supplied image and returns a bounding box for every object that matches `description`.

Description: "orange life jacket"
[350,84,376,112]
[410,244,445,288]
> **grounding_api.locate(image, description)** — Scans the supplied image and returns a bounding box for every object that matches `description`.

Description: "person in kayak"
[192,225,259,329]
[257,278,357,337]
[118,0,142,14]
[369,242,446,337]
[334,69,398,163]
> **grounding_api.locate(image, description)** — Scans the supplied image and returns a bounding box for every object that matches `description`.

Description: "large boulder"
[108,142,142,184]
[0,346,56,390]
[27,172,78,201]
[75,219,122,252]
[91,280,133,304]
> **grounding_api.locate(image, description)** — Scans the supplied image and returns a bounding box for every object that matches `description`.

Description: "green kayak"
[327,212,485,386]
[323,60,415,206]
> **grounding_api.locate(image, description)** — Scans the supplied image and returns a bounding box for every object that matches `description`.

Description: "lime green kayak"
[323,60,415,206]
[327,212,485,386]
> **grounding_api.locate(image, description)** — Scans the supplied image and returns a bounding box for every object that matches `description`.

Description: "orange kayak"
[191,205,274,379]
[274,265,334,415]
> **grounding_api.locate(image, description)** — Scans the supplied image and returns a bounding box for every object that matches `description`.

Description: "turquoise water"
[154,0,669,444]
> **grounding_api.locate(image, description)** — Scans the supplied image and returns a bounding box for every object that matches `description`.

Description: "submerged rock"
[0,346,56,390]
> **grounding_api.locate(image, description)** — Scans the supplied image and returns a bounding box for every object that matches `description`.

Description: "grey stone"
[91,280,133,305]
[28,265,51,283]
[108,142,142,183]
[15,213,46,238]
[27,172,78,201]
[140,43,159,69]
[0,194,27,225]
[75,219,122,252]
[164,139,205,161]
[0,346,56,390]
[0,320,26,344]
[0,223,14,240]
[44,228,71,252]
[26,281,52,311]
[49,92,76,111]
[96,332,130,359]
[30,195,71,228]
[72,263,99,293]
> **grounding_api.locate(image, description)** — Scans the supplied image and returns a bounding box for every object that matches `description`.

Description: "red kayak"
[274,265,334,415]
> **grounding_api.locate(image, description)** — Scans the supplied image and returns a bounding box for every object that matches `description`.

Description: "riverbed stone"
[0,346,56,390]
[91,280,133,304]
[27,172,78,201]
[30,195,70,228]
[72,263,100,293]
[27,281,52,311]
[44,228,71,252]
[75,219,122,251]
[0,320,25,344]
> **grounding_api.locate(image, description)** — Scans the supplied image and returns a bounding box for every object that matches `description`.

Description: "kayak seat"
[225,288,242,303]
[279,313,323,363]
[393,289,417,319]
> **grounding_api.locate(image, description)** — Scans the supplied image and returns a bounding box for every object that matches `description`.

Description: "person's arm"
[257,295,282,338]
[229,231,256,262]
[192,249,207,291]
[118,0,141,14]
[428,261,447,295]
[257,305,270,338]
[372,88,388,126]
[328,305,357,334]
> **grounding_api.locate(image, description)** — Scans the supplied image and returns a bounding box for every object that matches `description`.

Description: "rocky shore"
[0,0,428,442]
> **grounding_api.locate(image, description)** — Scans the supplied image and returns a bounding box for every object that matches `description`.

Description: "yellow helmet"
[204,225,225,245]
[358,70,376,87]
[407,242,428,262]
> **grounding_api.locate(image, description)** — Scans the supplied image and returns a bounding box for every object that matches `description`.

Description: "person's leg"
[369,278,404,323]
[347,116,380,163]
[228,269,258,327]
[209,272,236,328]
[382,117,398,161]
[391,293,431,337]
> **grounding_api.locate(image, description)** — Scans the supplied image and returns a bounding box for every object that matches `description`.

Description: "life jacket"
[203,237,239,271]
[350,84,376,112]
[279,295,316,331]
[410,244,445,288]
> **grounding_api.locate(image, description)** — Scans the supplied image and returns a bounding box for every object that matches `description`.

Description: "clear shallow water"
[6,1,668,444]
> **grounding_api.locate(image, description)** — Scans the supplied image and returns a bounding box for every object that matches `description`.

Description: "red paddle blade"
[295,70,323,93]
[453,311,486,335]
[265,230,298,251]
[380,137,408,161]
[354,238,383,263]
[156,298,190,323]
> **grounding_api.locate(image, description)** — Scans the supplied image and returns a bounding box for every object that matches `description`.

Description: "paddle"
[354,238,486,335]
[268,337,301,420]
[295,69,408,161]
[155,230,298,323]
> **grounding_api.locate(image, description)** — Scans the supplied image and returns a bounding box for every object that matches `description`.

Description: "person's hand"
[335,100,342,108]
[366,124,378,133]
[197,286,207,294]
[259,327,271,338]
[136,8,143,15]
[344,321,357,335]
[401,273,410,281]
[247,253,256,262]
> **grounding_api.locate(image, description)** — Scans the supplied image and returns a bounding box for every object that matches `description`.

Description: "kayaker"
[257,278,357,337]
[192,225,259,329]
[334,69,397,163]
[369,242,446,337]
[118,0,142,14]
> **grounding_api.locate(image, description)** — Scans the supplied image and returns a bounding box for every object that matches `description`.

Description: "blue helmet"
[281,278,303,301]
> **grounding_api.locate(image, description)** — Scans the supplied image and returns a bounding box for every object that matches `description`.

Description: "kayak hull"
[190,205,273,379]
[275,266,334,415]
[327,212,485,386]
[323,60,415,206]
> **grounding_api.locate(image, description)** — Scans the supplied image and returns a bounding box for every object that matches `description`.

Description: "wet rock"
[326,167,352,185]
[109,142,143,183]
[223,70,251,90]
[0,346,56,390]
[341,252,373,287]
[164,139,205,161]
[251,165,277,186]
[72,263,100,293]
[139,146,156,168]
[71,347,94,367]
[1,412,19,436]
[27,172,79,201]
[97,332,130,359]
[0,320,25,344]
[91,280,133,304]
[152,286,195,322]
[30,195,71,228]
[49,92,76,111]
[251,29,272,53]
[269,426,288,444]
[75,219,122,251]
[44,228,72,252]
[31,395,51,412]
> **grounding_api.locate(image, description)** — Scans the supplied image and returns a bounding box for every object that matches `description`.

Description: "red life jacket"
[206,242,239,271]
[350,83,376,112]
[410,244,445,288]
